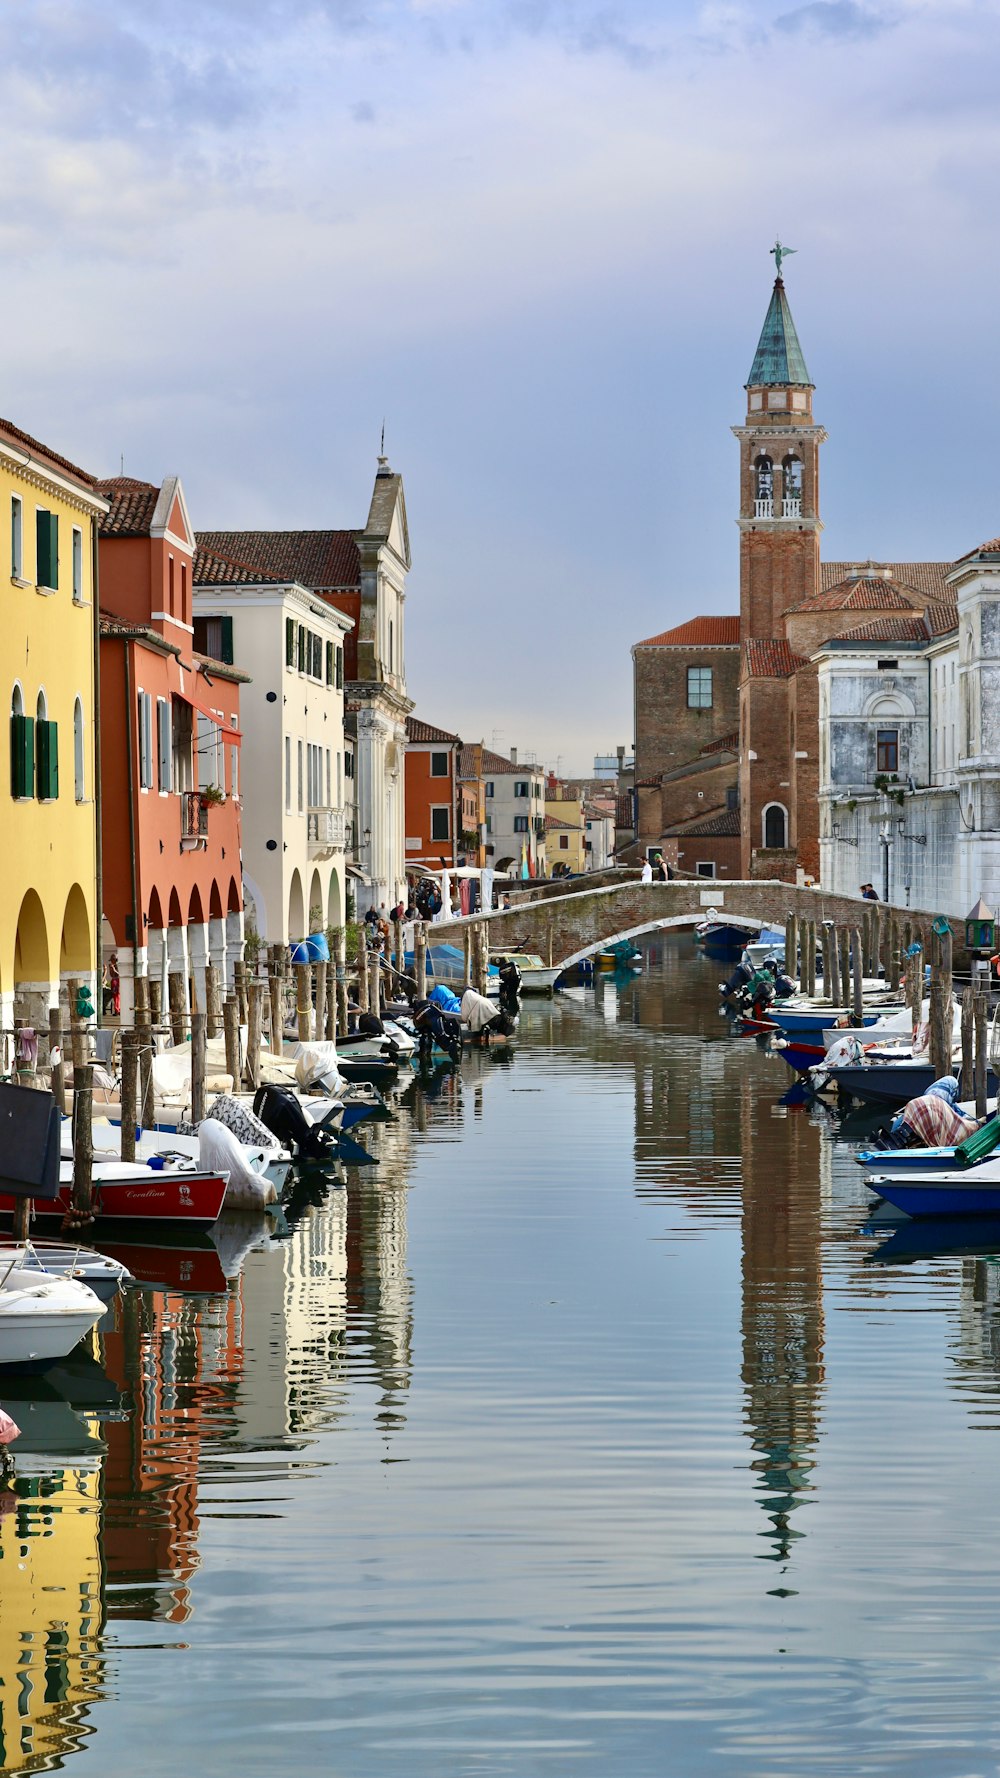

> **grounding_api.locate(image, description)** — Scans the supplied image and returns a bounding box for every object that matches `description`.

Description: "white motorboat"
[0,1261,104,1369]
[490,952,563,994]
[0,1239,131,1303]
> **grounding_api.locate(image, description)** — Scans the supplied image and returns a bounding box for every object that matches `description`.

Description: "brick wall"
[633,644,740,821]
[740,527,820,639]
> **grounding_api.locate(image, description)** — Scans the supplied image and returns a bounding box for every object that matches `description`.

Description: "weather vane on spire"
[772,239,796,280]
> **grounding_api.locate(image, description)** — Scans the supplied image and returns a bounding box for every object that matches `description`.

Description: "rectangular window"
[11,712,34,798]
[336,752,342,803]
[137,692,153,789]
[286,616,295,667]
[72,528,83,603]
[157,698,172,791]
[430,751,449,777]
[11,497,22,578]
[876,728,899,773]
[196,711,218,790]
[430,806,450,841]
[326,749,331,805]
[687,667,713,709]
[181,562,188,615]
[297,626,306,672]
[36,510,58,589]
[514,814,529,833]
[485,781,494,798]
[514,781,529,798]
[559,834,569,850]
[230,742,239,801]
[326,640,334,685]
[168,555,175,614]
[696,861,716,878]
[172,699,193,793]
[485,814,492,834]
[311,634,322,680]
[336,647,343,690]
[726,785,739,810]
[345,750,354,780]
[297,739,304,812]
[285,736,292,812]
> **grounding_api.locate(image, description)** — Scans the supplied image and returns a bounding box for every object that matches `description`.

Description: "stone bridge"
[433,878,965,970]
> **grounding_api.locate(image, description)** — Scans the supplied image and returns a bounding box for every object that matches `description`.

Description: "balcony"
[307,805,347,859]
[781,497,802,519]
[181,791,208,850]
[753,497,774,519]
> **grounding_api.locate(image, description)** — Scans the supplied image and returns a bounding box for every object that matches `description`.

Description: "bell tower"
[734,248,826,640]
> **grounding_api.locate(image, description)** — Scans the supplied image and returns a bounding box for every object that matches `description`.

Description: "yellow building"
[0,420,106,1029]
[544,793,586,874]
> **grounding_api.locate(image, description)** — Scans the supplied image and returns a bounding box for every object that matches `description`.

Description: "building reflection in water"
[625,949,827,1576]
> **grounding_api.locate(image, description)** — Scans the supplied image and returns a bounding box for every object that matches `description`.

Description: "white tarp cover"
[461,990,498,1034]
[290,1041,345,1097]
[198,1118,276,1209]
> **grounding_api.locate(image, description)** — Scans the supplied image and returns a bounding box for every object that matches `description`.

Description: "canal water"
[3,935,1000,1776]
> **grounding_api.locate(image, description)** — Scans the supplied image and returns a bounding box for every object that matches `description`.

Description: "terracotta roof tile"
[698,730,739,755]
[481,747,537,777]
[742,638,808,679]
[406,716,461,745]
[197,530,360,589]
[0,416,97,491]
[193,543,283,586]
[790,577,926,614]
[544,811,582,831]
[821,561,953,602]
[831,605,959,646]
[96,477,160,537]
[664,805,740,838]
[634,616,740,648]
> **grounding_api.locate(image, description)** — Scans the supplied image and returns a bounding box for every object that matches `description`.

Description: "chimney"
[510,747,517,765]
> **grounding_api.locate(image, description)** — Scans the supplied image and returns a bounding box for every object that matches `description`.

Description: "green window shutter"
[336,648,343,690]
[37,720,58,800]
[36,511,58,588]
[297,626,305,671]
[285,617,295,666]
[326,640,334,684]
[10,714,33,798]
[220,615,234,665]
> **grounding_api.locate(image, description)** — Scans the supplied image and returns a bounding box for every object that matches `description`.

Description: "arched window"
[10,683,30,799]
[754,456,773,515]
[782,454,803,516]
[763,803,787,849]
[74,698,85,802]
[35,689,57,802]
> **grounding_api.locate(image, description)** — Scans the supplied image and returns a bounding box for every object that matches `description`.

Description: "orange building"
[404,717,461,870]
[97,477,247,1020]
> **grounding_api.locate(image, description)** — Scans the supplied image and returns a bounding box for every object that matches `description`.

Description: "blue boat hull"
[697,924,757,960]
[858,1145,964,1172]
[869,1178,1000,1217]
[769,1008,879,1038]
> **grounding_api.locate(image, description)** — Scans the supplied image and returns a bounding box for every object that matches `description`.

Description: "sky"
[3,0,1000,773]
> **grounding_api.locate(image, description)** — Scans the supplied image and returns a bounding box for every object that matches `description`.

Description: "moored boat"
[0,1263,104,1370]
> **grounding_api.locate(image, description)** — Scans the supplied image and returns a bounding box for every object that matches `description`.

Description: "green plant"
[874,773,905,806]
[200,783,225,806]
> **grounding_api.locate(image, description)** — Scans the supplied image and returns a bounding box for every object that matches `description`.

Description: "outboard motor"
[252,1084,338,1161]
[357,1011,385,1038]
[720,959,752,1001]
[411,997,463,1064]
[497,958,522,1015]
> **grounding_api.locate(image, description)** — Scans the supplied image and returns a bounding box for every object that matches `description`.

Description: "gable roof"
[743,638,808,679]
[481,746,537,777]
[828,606,959,648]
[747,279,811,387]
[96,477,161,537]
[0,416,98,492]
[406,716,461,745]
[197,530,360,589]
[635,616,740,648]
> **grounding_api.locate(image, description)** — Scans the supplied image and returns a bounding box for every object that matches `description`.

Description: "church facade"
[632,260,952,885]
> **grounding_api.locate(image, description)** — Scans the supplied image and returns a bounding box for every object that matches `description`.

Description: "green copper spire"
[747,274,812,388]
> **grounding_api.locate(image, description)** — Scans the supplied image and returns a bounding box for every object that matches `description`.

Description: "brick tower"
[734,270,826,641]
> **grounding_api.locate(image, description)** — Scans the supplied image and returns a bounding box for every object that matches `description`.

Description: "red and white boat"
[0,1159,228,1230]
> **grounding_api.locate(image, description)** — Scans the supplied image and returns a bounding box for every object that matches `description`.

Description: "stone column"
[187,921,210,1014]
[116,948,148,1027]
[208,914,228,990]
[166,924,191,1018]
[225,907,245,996]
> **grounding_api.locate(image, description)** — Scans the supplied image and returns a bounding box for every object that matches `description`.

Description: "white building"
[480,746,547,876]
[193,551,353,943]
[816,535,1000,914]
[199,456,413,918]
[584,800,617,870]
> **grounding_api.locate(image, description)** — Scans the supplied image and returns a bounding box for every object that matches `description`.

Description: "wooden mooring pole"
[223,996,241,1090]
[961,987,976,1100]
[120,1029,138,1163]
[70,1063,94,1228]
[168,972,186,1047]
[191,1011,207,1126]
[975,987,989,1120]
[414,922,427,999]
[48,1007,65,1115]
[335,928,349,1039]
[246,980,264,1088]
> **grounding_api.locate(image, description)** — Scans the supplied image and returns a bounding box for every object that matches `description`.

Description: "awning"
[175,684,243,740]
[346,863,371,883]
